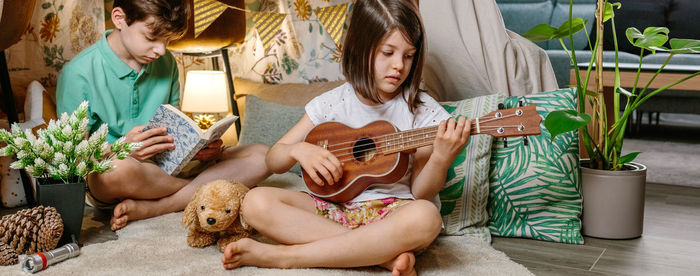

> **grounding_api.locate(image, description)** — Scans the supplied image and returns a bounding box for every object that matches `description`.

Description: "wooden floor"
[492,182,700,275]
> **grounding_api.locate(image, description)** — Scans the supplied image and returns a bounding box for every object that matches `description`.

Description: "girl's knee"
[404,200,442,238]
[241,187,277,220]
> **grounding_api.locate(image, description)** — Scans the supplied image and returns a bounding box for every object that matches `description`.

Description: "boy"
[57,0,270,231]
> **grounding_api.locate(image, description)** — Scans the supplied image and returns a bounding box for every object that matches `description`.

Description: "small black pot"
[35,179,86,246]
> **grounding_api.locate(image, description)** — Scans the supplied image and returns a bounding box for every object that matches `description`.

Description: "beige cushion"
[233,77,345,123]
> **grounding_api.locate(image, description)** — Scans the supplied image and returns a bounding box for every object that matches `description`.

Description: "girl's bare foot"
[221,238,290,270]
[380,252,416,276]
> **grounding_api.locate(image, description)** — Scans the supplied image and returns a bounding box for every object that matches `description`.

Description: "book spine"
[169,139,208,176]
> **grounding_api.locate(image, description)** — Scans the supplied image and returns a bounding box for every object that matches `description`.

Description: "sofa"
[495,0,700,89]
[496,0,700,125]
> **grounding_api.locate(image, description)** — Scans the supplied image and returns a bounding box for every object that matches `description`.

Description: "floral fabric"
[174,0,348,86]
[307,194,411,229]
[6,0,105,95]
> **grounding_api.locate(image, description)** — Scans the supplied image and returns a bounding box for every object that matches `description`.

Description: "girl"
[222,0,472,275]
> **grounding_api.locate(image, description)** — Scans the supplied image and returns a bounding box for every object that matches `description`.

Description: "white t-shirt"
[305,82,451,203]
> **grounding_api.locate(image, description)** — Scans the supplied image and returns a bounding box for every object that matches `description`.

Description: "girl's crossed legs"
[222,186,442,275]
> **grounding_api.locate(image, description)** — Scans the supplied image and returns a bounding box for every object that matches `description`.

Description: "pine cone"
[0,206,63,255]
[0,242,18,266]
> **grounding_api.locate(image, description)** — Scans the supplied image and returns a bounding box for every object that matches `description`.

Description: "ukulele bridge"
[317,140,329,150]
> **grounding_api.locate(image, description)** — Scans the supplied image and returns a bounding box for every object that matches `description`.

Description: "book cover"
[143,104,238,176]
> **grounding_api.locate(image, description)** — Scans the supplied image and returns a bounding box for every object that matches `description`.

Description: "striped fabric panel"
[251,11,287,51]
[193,0,228,38]
[439,93,505,236]
[313,3,349,44]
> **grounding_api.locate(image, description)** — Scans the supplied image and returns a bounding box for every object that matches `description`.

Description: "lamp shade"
[181,70,230,113]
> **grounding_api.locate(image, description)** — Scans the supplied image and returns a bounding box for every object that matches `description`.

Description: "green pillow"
[238,95,304,175]
[488,88,584,244]
[439,93,505,240]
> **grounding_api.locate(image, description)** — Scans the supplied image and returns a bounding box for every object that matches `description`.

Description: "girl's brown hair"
[114,0,190,39]
[342,0,425,112]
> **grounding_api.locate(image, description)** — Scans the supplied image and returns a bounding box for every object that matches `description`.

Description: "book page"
[202,115,238,142]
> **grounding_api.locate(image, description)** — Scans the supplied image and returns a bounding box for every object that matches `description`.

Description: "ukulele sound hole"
[353,138,377,162]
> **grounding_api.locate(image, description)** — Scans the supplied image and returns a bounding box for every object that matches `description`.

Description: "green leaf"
[600,2,621,22]
[42,2,52,9]
[619,152,641,164]
[440,201,456,216]
[308,23,313,33]
[44,13,56,21]
[553,18,586,39]
[522,24,557,42]
[669,38,700,54]
[626,27,670,53]
[544,110,591,142]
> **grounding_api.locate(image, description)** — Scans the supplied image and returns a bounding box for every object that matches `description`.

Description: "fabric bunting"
[193,0,229,38]
[251,11,287,52]
[313,3,349,44]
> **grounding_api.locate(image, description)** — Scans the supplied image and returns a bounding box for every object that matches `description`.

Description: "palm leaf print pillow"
[488,88,584,244]
[439,93,505,240]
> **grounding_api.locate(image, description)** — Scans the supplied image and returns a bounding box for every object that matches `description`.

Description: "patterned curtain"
[5,0,105,102]
[174,0,348,85]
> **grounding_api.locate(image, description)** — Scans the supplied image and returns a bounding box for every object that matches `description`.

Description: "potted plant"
[522,0,700,238]
[0,101,138,245]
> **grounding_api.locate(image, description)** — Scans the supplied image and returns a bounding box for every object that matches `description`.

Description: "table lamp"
[181,70,230,130]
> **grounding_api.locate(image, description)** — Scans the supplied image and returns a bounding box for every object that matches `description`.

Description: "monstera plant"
[523,0,700,171]
[520,0,700,239]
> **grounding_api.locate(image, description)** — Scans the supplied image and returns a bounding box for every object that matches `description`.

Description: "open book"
[142,104,237,176]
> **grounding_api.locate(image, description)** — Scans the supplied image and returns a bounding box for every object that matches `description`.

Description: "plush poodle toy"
[182,180,253,252]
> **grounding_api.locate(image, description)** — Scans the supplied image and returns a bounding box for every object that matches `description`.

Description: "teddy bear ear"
[181,186,203,227]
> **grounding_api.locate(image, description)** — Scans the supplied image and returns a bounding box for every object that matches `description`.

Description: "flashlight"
[20,243,80,273]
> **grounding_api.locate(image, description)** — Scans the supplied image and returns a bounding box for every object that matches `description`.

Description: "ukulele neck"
[382,121,480,154]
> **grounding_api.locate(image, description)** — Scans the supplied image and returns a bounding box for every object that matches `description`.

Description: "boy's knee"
[91,158,144,194]
[248,144,270,158]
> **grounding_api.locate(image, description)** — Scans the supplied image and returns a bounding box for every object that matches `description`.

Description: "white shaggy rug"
[0,174,531,275]
[0,212,531,275]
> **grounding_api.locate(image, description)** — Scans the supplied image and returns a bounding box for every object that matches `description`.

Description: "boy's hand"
[432,117,472,164]
[292,142,343,186]
[193,139,223,161]
[124,125,175,161]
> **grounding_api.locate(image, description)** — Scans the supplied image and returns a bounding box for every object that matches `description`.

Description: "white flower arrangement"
[0,101,140,184]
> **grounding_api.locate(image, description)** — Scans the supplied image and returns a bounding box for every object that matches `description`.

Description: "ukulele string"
[332,124,525,163]
[323,113,520,155]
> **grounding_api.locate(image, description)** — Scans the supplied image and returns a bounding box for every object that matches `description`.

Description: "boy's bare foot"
[110,199,158,230]
[222,238,289,270]
[380,252,416,276]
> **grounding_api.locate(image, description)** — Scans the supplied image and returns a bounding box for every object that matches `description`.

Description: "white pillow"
[19,80,45,130]
[0,156,27,208]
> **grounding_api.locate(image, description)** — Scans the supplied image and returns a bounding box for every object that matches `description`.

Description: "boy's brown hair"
[342,0,425,112]
[113,0,190,39]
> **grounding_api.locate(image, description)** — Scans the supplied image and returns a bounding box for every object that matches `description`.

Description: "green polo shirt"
[57,30,180,143]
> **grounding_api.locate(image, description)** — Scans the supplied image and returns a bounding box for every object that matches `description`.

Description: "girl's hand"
[432,117,472,164]
[124,125,175,161]
[292,142,343,186]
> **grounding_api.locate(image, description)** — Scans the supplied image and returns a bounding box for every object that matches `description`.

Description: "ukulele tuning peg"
[503,137,508,148]
[498,103,505,110]
[523,136,529,146]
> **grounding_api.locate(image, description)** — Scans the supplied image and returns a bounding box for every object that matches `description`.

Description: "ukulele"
[302,104,542,203]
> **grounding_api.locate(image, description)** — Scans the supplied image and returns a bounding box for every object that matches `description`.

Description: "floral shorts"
[307,194,411,229]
